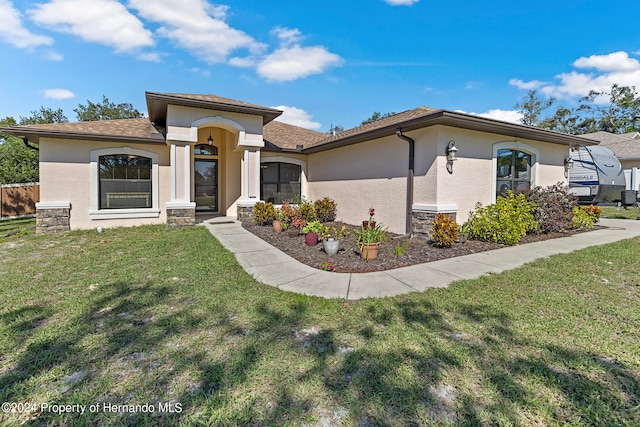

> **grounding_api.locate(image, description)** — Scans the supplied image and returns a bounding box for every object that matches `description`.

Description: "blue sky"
[1,0,640,132]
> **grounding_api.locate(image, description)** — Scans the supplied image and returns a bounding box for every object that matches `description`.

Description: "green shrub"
[298,201,317,222]
[520,183,577,234]
[572,205,600,230]
[280,201,294,224]
[314,197,337,222]
[431,213,459,247]
[253,202,276,225]
[467,191,538,245]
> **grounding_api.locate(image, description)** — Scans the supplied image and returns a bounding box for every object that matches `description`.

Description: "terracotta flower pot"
[272,220,282,233]
[360,242,379,260]
[288,226,300,237]
[305,232,318,246]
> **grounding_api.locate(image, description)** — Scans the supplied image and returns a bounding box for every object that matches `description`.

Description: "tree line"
[0,96,142,184]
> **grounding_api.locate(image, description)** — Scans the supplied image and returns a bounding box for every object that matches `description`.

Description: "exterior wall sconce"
[563,154,574,178]
[445,140,458,174]
[207,129,214,146]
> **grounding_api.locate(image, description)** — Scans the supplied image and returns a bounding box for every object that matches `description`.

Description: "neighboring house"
[581,131,640,191]
[1,92,597,235]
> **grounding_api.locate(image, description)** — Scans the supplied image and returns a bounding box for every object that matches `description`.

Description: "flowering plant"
[368,207,375,224]
[320,260,335,271]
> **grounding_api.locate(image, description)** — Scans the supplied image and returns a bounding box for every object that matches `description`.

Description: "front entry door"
[194,159,218,211]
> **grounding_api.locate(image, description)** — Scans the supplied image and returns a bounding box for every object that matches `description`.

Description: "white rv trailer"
[568,145,626,204]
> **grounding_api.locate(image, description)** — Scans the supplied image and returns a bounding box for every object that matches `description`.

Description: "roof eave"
[302,110,598,154]
[146,92,282,127]
[1,127,166,145]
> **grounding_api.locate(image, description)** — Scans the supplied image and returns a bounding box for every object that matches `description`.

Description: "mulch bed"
[242,221,583,273]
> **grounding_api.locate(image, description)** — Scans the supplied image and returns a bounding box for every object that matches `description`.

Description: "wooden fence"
[0,183,40,218]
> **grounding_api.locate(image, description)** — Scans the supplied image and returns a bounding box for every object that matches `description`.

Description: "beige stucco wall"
[307,135,409,233]
[302,125,570,232]
[39,138,170,230]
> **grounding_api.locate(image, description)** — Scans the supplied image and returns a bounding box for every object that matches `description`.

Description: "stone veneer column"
[166,205,196,228]
[35,202,71,234]
[411,205,457,240]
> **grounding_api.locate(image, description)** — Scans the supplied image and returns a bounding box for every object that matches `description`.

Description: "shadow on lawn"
[2,285,639,425]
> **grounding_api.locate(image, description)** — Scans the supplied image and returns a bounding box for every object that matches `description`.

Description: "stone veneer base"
[167,207,195,228]
[237,205,254,222]
[36,207,70,234]
[412,210,457,240]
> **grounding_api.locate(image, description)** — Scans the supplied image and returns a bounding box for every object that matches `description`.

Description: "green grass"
[0,217,35,238]
[600,205,640,220]
[0,225,638,426]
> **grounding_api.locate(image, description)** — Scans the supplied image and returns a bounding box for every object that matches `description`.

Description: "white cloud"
[44,50,64,61]
[137,52,162,62]
[272,105,321,130]
[256,27,342,82]
[512,51,640,102]
[29,0,153,52]
[129,0,265,63]
[573,51,640,72]
[0,0,53,48]
[467,109,522,124]
[44,88,75,99]
[509,78,545,90]
[384,0,419,5]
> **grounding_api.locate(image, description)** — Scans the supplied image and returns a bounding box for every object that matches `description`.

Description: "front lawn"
[0,225,638,425]
[600,205,640,220]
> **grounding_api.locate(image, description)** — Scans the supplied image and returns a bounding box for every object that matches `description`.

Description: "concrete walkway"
[202,217,640,300]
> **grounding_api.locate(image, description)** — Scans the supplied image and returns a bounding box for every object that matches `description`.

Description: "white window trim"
[260,156,307,202]
[492,141,539,202]
[90,147,160,220]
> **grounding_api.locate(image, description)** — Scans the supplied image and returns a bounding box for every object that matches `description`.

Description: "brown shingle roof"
[1,117,164,144]
[263,120,326,151]
[582,131,640,159]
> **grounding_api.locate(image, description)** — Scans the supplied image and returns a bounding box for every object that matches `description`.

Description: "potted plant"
[272,208,284,233]
[321,225,349,256]
[362,207,376,229]
[354,222,388,260]
[302,220,323,246]
[288,216,306,237]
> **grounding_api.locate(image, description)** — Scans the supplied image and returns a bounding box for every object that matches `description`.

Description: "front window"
[99,154,152,209]
[496,149,532,196]
[260,162,301,204]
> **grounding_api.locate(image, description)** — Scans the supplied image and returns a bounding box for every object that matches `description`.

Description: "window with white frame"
[90,148,160,219]
[99,154,152,209]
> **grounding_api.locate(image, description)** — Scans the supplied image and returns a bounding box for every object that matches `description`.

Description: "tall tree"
[514,90,555,126]
[18,107,68,125]
[0,117,39,184]
[74,95,143,121]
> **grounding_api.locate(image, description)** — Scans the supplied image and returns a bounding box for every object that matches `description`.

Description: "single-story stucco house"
[1,92,598,235]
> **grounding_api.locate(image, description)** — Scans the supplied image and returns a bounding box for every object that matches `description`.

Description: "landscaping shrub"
[253,202,276,225]
[280,200,297,224]
[298,200,317,222]
[467,191,538,245]
[520,183,577,234]
[314,197,337,222]
[572,205,601,230]
[582,204,602,219]
[431,213,459,247]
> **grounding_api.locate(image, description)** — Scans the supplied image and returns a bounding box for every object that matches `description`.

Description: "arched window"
[496,149,532,196]
[194,144,218,156]
[260,162,301,204]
